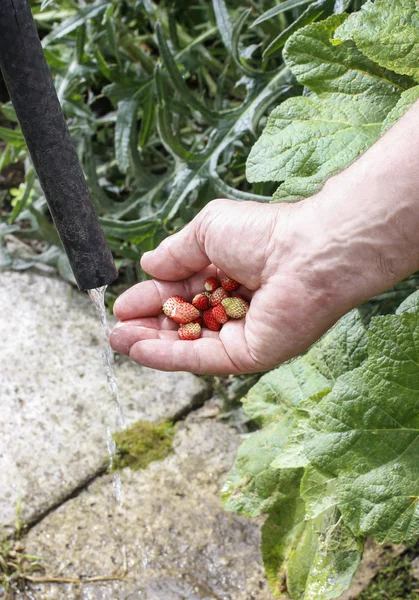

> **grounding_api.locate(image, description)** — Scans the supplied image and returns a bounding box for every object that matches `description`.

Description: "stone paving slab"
[24,410,274,600]
[0,271,208,531]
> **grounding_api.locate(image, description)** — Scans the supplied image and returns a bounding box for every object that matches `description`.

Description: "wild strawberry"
[178,322,201,340]
[221,276,240,292]
[203,308,221,331]
[162,296,186,317]
[164,300,200,324]
[204,276,219,293]
[212,304,228,324]
[192,292,211,311]
[210,287,229,307]
[221,297,249,319]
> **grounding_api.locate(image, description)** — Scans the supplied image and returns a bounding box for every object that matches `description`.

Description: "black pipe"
[0,0,118,290]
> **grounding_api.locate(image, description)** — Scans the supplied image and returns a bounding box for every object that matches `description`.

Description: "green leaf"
[303,300,419,543]
[139,86,155,148]
[151,64,293,222]
[273,310,368,469]
[243,309,366,429]
[221,419,302,517]
[252,0,316,28]
[243,360,331,426]
[223,310,367,543]
[300,465,338,519]
[41,2,109,47]
[249,10,412,201]
[115,97,139,174]
[212,0,233,55]
[246,90,398,191]
[9,169,37,224]
[283,14,410,96]
[156,23,219,122]
[334,0,419,79]
[0,127,25,147]
[262,502,362,600]
[271,172,329,203]
[381,85,419,133]
[263,0,335,59]
[396,290,419,316]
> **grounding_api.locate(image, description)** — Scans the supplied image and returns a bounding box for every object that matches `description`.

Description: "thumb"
[141,209,211,281]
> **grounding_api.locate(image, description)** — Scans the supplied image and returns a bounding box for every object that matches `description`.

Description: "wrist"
[314,167,419,308]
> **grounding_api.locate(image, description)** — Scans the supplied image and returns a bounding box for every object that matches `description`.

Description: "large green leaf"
[262,495,361,599]
[221,418,302,518]
[247,14,401,198]
[303,298,419,543]
[247,90,397,190]
[381,85,419,133]
[223,311,367,597]
[273,311,368,469]
[283,14,410,95]
[334,0,419,79]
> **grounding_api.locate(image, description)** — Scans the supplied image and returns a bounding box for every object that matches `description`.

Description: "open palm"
[110,199,344,374]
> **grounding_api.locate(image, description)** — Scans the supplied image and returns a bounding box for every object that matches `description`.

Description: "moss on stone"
[111,420,175,472]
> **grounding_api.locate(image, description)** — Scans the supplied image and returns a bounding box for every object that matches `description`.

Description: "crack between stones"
[7,381,213,539]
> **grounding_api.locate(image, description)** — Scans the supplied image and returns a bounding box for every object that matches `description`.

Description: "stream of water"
[88,285,125,504]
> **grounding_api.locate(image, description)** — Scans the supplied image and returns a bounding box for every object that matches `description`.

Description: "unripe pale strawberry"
[221,297,249,319]
[210,287,229,307]
[162,296,186,317]
[164,299,200,324]
[204,276,219,293]
[203,308,221,331]
[192,292,211,310]
[212,304,228,324]
[178,322,201,340]
[221,276,240,292]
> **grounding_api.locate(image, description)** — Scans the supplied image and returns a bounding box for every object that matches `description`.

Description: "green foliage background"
[0,0,328,296]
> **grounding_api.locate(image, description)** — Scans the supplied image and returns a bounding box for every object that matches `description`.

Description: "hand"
[111,100,419,375]
[110,196,353,374]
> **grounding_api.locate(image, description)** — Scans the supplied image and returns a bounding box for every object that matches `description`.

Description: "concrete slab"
[24,412,273,600]
[0,271,208,531]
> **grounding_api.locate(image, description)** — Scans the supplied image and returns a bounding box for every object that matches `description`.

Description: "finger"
[113,316,178,330]
[128,337,240,374]
[140,202,223,280]
[110,324,218,356]
[113,266,217,321]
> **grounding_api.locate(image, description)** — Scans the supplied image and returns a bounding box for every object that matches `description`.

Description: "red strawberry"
[164,300,200,324]
[192,292,211,311]
[212,304,228,324]
[192,317,203,326]
[203,308,221,331]
[221,276,240,292]
[178,322,201,340]
[221,297,249,319]
[210,287,229,307]
[204,277,219,293]
[162,296,186,317]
